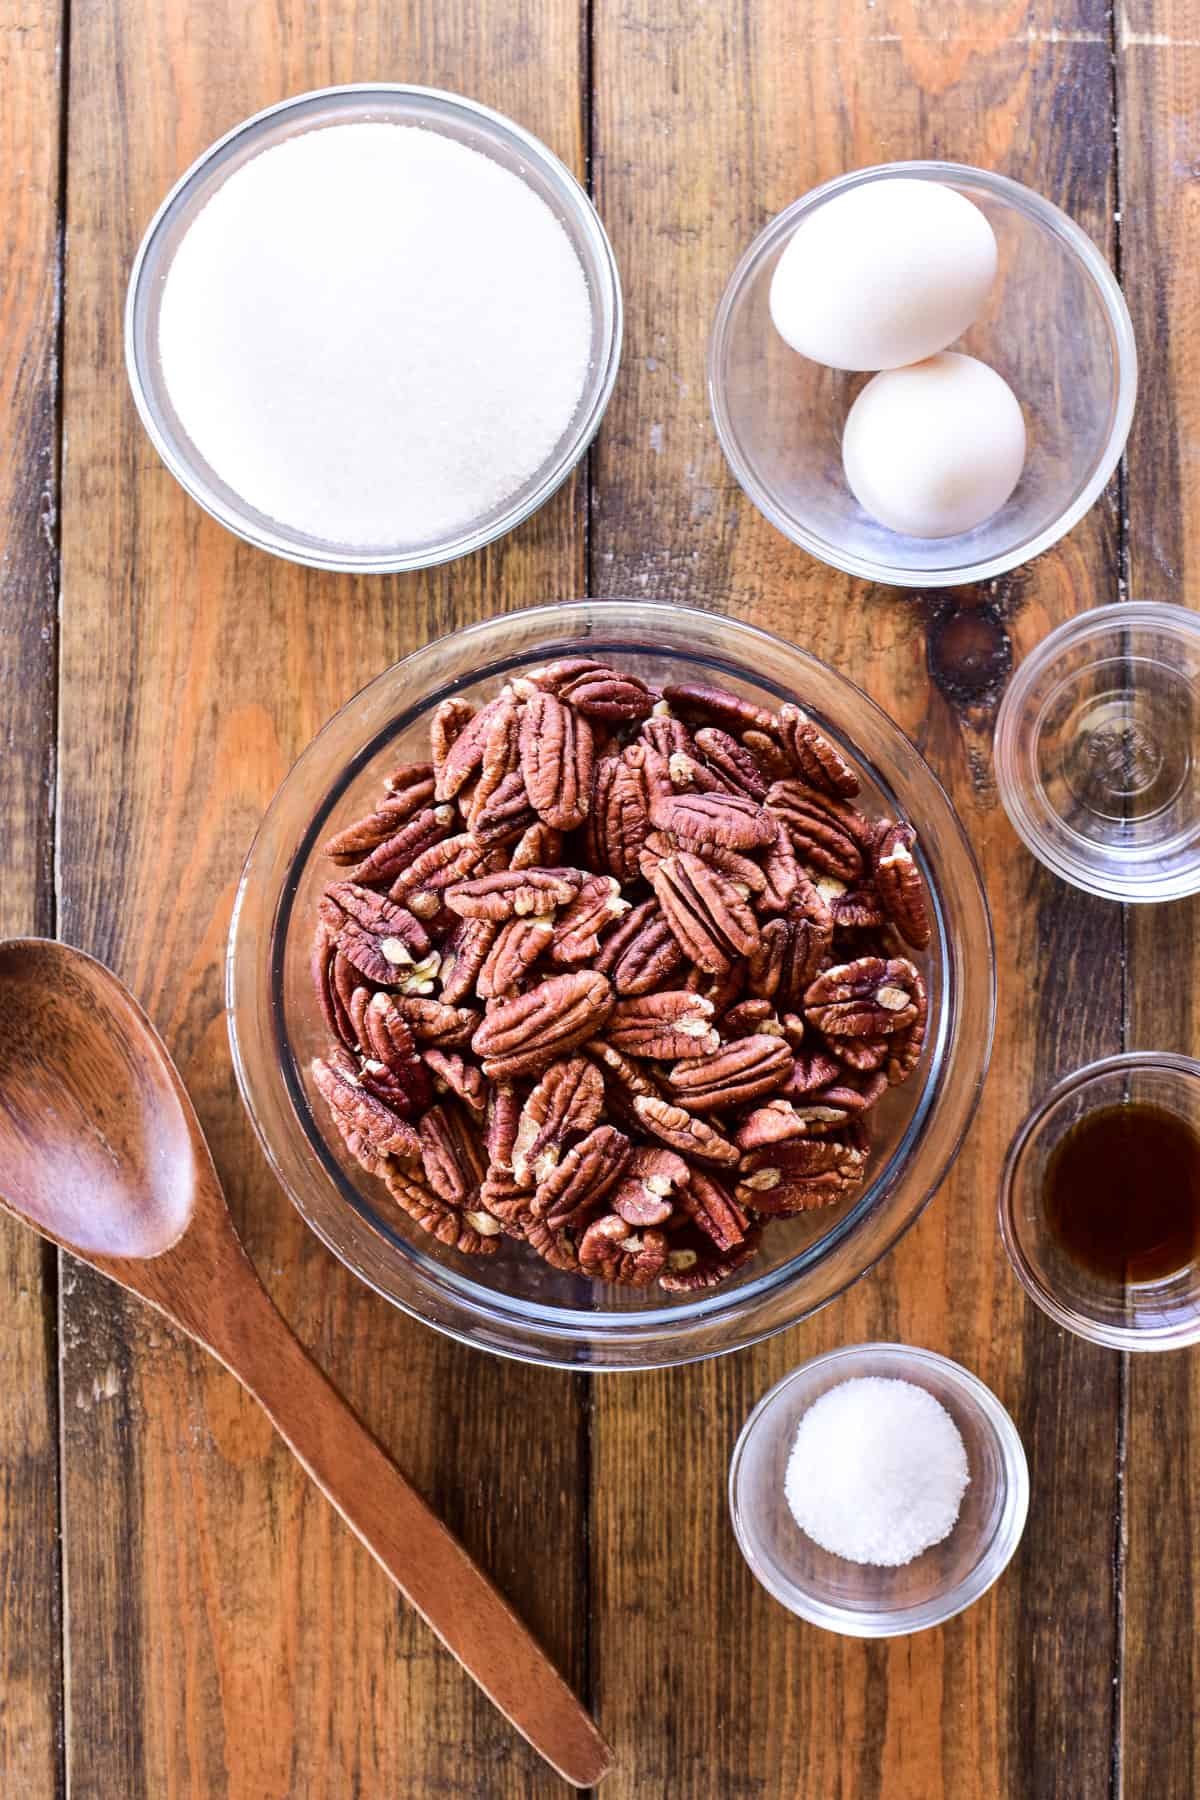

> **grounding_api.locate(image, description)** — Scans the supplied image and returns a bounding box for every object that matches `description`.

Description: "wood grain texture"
[590,2,1124,1794]
[0,0,64,1791]
[1117,6,1200,1797]
[57,4,590,1795]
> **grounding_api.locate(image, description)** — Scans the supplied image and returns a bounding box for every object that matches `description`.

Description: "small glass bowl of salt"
[729,1343,1028,1637]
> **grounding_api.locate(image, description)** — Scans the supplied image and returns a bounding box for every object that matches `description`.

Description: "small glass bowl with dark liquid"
[1000,1053,1200,1349]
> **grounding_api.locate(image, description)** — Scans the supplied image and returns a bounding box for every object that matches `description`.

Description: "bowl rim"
[998,1048,1200,1349]
[124,82,623,574]
[226,598,996,1369]
[993,601,1200,902]
[708,158,1138,589]
[728,1341,1030,1635]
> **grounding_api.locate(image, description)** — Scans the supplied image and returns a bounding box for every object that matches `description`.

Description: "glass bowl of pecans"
[228,600,994,1368]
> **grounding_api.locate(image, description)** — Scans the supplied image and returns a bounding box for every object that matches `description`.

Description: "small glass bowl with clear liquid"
[995,603,1200,902]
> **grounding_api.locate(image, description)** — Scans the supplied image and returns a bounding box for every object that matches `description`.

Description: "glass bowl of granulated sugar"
[126,86,622,573]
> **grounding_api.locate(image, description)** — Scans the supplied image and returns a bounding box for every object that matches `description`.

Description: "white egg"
[769,178,998,371]
[842,352,1026,539]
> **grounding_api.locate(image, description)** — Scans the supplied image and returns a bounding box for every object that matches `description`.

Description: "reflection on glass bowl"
[227,600,994,1369]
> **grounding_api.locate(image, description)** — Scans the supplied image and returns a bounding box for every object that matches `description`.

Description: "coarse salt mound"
[158,123,593,548]
[784,1375,969,1568]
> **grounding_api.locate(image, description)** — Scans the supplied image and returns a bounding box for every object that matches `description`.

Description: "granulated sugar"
[784,1376,969,1567]
[158,123,593,547]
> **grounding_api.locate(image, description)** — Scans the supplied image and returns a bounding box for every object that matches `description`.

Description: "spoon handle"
[206,1266,610,1789]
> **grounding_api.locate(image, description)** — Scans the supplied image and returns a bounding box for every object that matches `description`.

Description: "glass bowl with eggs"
[227,600,994,1369]
[709,162,1136,588]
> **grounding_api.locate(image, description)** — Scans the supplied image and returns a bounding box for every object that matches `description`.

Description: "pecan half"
[873,821,932,951]
[312,1056,420,1174]
[694,727,769,799]
[804,956,921,1038]
[418,1103,487,1206]
[665,1034,793,1112]
[370,989,479,1048]
[551,876,629,964]
[433,693,510,800]
[610,1147,690,1228]
[385,1165,499,1256]
[578,1214,668,1286]
[471,970,615,1078]
[736,1137,868,1213]
[439,917,498,1005]
[387,833,493,903]
[662,682,781,741]
[445,867,582,921]
[673,1167,749,1251]
[469,769,537,847]
[533,1124,631,1229]
[747,890,832,1009]
[606,990,720,1060]
[476,915,555,999]
[512,1056,605,1185]
[350,804,458,885]
[885,964,928,1085]
[320,882,433,986]
[509,820,564,870]
[518,689,594,831]
[776,703,860,798]
[652,789,776,850]
[758,823,802,914]
[633,1095,739,1166]
[321,768,437,862]
[659,1225,762,1291]
[422,1048,487,1114]
[766,782,869,882]
[586,753,651,884]
[531,659,657,721]
[594,898,684,996]
[312,926,357,1050]
[646,850,760,974]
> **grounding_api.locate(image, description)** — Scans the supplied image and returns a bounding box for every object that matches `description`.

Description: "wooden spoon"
[0,938,610,1789]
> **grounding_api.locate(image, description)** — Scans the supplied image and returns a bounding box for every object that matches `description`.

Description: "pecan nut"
[594,898,684,996]
[665,1034,793,1112]
[370,989,479,1048]
[533,1124,631,1229]
[633,1094,739,1167]
[646,849,760,974]
[586,753,651,884]
[673,1166,749,1251]
[477,915,556,999]
[445,866,582,920]
[471,970,615,1078]
[551,876,629,964]
[312,1055,420,1175]
[652,789,777,850]
[518,689,595,831]
[736,1137,867,1213]
[578,1214,668,1286]
[422,1048,487,1114]
[873,821,932,951]
[766,781,869,882]
[418,1103,487,1206]
[531,658,657,721]
[693,727,769,799]
[804,956,921,1038]
[321,766,437,862]
[512,1056,605,1185]
[610,1147,690,1227]
[659,1224,762,1292]
[606,990,720,1060]
[776,703,861,798]
[349,804,459,885]
[385,1165,499,1257]
[661,682,781,741]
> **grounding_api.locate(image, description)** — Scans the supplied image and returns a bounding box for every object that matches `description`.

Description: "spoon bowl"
[0,938,609,1789]
[0,938,195,1257]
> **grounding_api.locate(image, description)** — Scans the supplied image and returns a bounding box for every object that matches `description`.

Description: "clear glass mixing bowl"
[227,601,995,1368]
[125,85,622,573]
[709,162,1136,588]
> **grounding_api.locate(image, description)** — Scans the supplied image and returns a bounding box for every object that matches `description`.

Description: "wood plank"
[57,5,589,1794]
[1115,6,1200,1797]
[0,0,65,1790]
[590,2,1124,1793]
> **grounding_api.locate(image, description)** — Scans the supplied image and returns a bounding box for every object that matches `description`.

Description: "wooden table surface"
[4,0,1200,1793]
